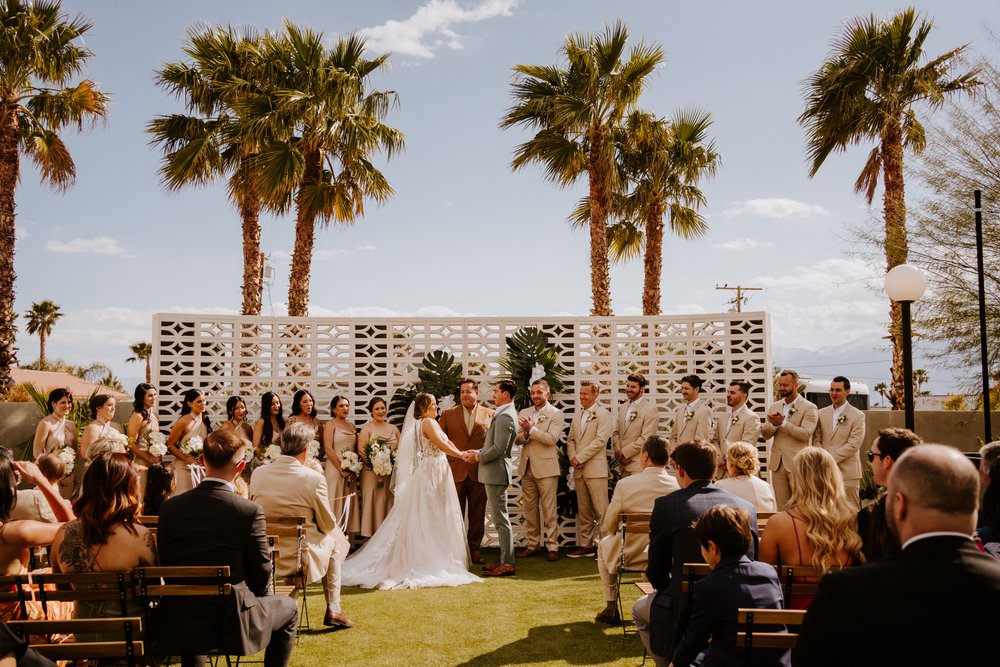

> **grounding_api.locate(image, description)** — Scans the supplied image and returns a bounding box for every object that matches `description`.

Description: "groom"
[464,379,518,577]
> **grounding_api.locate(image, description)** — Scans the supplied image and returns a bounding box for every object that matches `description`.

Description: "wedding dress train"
[341,407,481,590]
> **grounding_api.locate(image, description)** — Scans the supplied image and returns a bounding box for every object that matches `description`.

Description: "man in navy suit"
[672,504,788,667]
[795,444,1000,666]
[632,441,757,665]
[156,430,298,667]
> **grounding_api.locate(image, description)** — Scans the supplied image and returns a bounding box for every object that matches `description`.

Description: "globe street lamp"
[885,264,927,431]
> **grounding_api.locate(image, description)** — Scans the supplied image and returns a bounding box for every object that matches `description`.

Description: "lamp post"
[885,264,927,431]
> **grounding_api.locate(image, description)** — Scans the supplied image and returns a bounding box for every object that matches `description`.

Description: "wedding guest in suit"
[156,429,298,667]
[323,396,360,536]
[813,376,865,508]
[357,397,400,537]
[759,448,862,609]
[760,370,818,510]
[672,505,789,667]
[857,428,921,561]
[440,379,494,565]
[794,445,1000,666]
[716,380,760,476]
[11,454,65,523]
[165,389,211,495]
[613,374,660,477]
[468,379,519,577]
[127,383,161,467]
[977,441,1000,527]
[715,441,777,513]
[250,422,353,629]
[566,380,613,558]
[632,442,757,664]
[218,396,253,444]
[514,379,565,561]
[594,435,678,624]
[667,375,712,453]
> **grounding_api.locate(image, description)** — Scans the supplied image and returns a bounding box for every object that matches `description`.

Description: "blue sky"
[14,0,997,394]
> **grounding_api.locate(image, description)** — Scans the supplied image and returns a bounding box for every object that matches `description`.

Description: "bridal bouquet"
[55,445,76,475]
[147,432,168,457]
[364,436,395,488]
[340,450,363,475]
[180,435,204,458]
[262,444,282,464]
[308,440,321,459]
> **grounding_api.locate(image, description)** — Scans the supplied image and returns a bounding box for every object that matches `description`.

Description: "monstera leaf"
[388,350,464,427]
[500,327,570,410]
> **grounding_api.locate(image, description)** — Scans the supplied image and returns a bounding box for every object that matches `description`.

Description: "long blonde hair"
[787,448,864,572]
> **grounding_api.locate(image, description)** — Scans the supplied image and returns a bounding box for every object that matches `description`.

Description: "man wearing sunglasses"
[857,427,922,561]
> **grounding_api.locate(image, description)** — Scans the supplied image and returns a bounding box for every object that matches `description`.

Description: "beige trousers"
[575,476,609,548]
[521,463,559,550]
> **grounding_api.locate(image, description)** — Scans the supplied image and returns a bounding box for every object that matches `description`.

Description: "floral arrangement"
[308,440,321,459]
[147,432,168,457]
[262,444,282,464]
[55,446,76,475]
[340,450,363,476]
[437,395,456,413]
[364,436,395,488]
[179,435,203,458]
[836,414,848,426]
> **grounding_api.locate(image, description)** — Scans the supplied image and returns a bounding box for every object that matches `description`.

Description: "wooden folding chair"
[737,607,805,662]
[265,516,310,631]
[614,512,652,636]
[7,617,144,667]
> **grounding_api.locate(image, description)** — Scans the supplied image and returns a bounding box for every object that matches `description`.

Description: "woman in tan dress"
[285,389,324,474]
[357,397,399,537]
[165,389,210,495]
[32,388,77,499]
[324,396,360,535]
[126,384,161,466]
[251,392,285,465]
[219,397,254,443]
[80,395,125,461]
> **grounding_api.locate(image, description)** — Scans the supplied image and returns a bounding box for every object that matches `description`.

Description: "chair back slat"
[8,617,143,666]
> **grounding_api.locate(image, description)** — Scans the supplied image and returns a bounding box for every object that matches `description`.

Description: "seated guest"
[794,445,1000,666]
[51,453,153,627]
[594,436,679,624]
[250,422,354,629]
[759,448,862,609]
[978,459,1000,556]
[0,621,55,667]
[632,441,757,665]
[715,442,776,513]
[977,441,1000,536]
[672,505,790,667]
[856,428,921,560]
[11,454,65,523]
[142,464,175,516]
[156,430,297,667]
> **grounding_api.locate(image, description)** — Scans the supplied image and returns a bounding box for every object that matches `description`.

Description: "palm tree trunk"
[145,357,151,384]
[38,330,46,368]
[588,126,613,317]
[287,149,322,317]
[881,123,909,410]
[239,173,263,316]
[642,204,664,316]
[0,105,19,389]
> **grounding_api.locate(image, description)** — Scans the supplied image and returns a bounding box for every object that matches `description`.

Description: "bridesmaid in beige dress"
[357,397,400,537]
[32,388,78,499]
[165,389,210,495]
[80,395,124,461]
[285,389,324,474]
[324,396,360,535]
[127,384,161,466]
[219,396,254,443]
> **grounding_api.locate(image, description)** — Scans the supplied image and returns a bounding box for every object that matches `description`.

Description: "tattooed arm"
[52,522,94,574]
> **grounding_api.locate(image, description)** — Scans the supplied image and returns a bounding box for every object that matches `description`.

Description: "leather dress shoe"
[515,547,541,558]
[482,563,516,577]
[470,549,486,565]
[324,610,355,629]
[566,547,597,558]
[595,607,622,625]
[547,550,559,562]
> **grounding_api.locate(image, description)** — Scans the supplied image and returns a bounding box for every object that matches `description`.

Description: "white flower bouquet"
[437,395,456,413]
[180,435,203,458]
[56,446,76,475]
[308,440,321,459]
[262,444,282,464]
[147,432,168,457]
[364,436,395,488]
[340,450,363,475]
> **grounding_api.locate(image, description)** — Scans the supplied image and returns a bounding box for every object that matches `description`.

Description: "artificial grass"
[289,548,648,666]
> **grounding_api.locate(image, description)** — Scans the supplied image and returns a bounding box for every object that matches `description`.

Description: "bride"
[341,392,481,589]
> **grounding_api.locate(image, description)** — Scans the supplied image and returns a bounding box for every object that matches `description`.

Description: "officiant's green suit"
[477,402,518,565]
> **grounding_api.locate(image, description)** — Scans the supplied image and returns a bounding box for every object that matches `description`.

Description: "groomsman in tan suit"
[716,380,761,476]
[249,422,353,628]
[514,379,566,561]
[667,374,712,453]
[594,435,679,624]
[440,379,495,565]
[567,380,613,558]
[612,374,660,477]
[760,369,818,510]
[814,376,866,508]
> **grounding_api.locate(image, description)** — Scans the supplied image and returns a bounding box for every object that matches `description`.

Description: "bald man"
[795,445,1000,666]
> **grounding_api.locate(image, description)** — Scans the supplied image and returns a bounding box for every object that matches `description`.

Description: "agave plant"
[499,327,570,410]
[388,350,465,427]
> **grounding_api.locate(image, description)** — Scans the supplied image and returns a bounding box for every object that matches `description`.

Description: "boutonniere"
[836,414,847,426]
[788,405,798,417]
[685,407,695,420]
[730,413,740,426]
[584,410,596,424]
[627,411,638,423]
[537,413,548,424]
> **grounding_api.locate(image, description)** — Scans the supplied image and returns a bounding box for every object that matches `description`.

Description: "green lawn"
[289,549,647,666]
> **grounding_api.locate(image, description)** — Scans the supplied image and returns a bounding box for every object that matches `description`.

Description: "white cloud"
[359,0,518,59]
[15,224,28,240]
[719,198,831,220]
[46,236,128,255]
[713,238,775,251]
[269,246,376,262]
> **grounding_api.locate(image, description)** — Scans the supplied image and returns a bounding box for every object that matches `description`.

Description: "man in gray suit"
[465,379,519,577]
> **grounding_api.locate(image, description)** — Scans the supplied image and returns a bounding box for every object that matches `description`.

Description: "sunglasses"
[866,450,885,463]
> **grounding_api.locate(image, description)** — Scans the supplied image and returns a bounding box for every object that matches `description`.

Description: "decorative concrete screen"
[154,313,771,546]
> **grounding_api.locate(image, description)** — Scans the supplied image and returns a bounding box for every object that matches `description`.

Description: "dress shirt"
[831,402,848,430]
[201,476,236,493]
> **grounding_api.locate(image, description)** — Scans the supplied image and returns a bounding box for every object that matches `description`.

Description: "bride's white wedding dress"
[341,408,481,590]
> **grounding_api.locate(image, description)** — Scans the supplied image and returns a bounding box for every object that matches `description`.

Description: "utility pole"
[716,284,762,313]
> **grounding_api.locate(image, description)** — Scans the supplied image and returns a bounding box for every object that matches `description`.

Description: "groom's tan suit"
[441,404,494,552]
[515,402,565,552]
[567,404,613,549]
[760,394,818,510]
[612,397,660,476]
[814,403,866,509]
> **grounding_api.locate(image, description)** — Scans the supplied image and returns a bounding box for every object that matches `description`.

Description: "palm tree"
[913,368,930,396]
[603,109,719,315]
[149,25,268,315]
[247,23,404,316]
[874,381,888,407]
[500,21,663,316]
[126,341,153,384]
[24,300,62,367]
[799,8,979,409]
[0,0,109,389]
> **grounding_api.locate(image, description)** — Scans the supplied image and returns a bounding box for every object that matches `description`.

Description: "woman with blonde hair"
[758,447,862,609]
[715,442,777,513]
